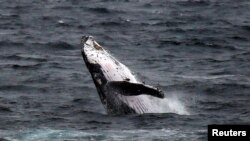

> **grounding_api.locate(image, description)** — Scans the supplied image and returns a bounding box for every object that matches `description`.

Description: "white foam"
[152,92,190,115]
[175,74,235,80]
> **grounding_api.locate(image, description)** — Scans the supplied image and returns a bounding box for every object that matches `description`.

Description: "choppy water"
[0,0,250,140]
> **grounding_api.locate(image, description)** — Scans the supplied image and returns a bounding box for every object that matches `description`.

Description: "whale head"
[81,36,110,105]
[81,36,104,64]
[81,36,136,82]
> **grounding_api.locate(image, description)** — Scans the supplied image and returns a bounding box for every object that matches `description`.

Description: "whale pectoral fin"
[107,81,165,99]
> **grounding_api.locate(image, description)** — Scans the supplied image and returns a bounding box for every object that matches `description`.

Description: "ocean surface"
[0,0,250,140]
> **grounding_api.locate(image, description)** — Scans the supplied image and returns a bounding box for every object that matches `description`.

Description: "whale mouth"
[81,36,103,50]
[93,40,103,50]
[81,35,90,44]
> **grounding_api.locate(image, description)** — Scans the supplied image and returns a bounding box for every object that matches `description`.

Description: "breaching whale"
[81,36,164,114]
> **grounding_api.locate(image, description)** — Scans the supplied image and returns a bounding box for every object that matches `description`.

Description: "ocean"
[0,0,249,140]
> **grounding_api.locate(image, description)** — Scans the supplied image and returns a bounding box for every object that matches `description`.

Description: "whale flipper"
[107,81,164,99]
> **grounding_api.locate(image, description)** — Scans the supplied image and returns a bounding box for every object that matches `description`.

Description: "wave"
[0,105,12,112]
[87,7,125,14]
[159,37,240,51]
[2,128,196,141]
[86,120,111,125]
[0,41,24,47]
[11,64,42,69]
[175,74,235,80]
[28,42,75,51]
[241,25,250,31]
[45,42,75,50]
[2,54,47,62]
[229,35,249,41]
[0,41,75,51]
[0,85,46,92]
[187,39,239,50]
[175,0,211,6]
[90,18,131,27]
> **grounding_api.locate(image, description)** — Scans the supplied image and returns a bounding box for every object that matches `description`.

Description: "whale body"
[81,36,164,114]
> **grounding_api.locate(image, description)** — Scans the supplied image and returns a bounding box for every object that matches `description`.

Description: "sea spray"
[153,91,190,115]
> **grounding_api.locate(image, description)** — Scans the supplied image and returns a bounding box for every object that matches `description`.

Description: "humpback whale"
[81,36,164,114]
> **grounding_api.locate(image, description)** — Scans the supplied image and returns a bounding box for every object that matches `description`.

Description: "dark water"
[0,0,250,140]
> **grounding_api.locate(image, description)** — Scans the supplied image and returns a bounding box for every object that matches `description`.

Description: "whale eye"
[124,78,130,81]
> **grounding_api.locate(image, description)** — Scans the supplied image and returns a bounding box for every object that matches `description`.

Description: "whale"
[81,36,164,114]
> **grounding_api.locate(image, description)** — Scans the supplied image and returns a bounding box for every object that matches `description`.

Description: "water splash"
[154,92,190,115]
